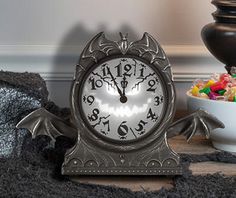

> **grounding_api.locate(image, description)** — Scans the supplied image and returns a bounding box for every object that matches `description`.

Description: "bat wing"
[128,32,166,63]
[16,108,77,142]
[81,32,120,63]
[166,109,225,142]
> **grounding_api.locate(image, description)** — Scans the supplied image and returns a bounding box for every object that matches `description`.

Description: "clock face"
[80,57,166,141]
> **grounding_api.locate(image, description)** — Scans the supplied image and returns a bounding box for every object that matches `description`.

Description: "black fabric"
[0,71,48,105]
[0,71,49,157]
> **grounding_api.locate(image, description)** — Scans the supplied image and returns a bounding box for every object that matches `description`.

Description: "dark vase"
[201,0,236,74]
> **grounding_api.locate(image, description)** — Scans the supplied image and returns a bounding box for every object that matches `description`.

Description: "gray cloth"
[0,71,48,157]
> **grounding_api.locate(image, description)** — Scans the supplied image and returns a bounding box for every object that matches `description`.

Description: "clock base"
[62,136,182,176]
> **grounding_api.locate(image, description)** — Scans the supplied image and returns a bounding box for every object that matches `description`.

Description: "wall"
[0,0,225,109]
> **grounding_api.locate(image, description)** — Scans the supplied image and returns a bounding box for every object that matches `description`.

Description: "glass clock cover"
[81,57,165,141]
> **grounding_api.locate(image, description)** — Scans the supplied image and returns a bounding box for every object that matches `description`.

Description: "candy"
[231,86,236,93]
[199,87,211,95]
[220,73,231,82]
[191,86,199,96]
[190,72,236,102]
[204,80,215,88]
[210,81,226,92]
[209,92,220,100]
[218,89,226,95]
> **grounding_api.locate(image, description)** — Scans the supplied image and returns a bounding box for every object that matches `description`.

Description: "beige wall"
[0,0,214,45]
[0,0,222,109]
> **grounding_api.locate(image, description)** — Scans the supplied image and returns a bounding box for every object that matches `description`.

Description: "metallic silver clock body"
[62,32,181,175]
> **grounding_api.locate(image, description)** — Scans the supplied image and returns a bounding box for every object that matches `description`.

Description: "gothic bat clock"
[17,32,224,175]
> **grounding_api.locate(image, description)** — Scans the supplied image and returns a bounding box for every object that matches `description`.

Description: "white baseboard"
[0,44,225,82]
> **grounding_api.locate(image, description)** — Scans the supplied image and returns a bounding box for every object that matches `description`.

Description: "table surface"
[70,135,236,192]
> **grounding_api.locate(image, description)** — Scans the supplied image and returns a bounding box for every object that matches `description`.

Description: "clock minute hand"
[106,66,123,97]
[121,74,127,97]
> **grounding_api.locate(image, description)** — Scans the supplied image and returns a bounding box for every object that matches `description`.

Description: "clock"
[62,32,181,175]
[16,32,223,176]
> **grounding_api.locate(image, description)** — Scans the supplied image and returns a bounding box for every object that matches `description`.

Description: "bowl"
[186,91,236,152]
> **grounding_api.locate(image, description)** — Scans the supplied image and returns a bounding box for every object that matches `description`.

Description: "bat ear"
[119,32,128,40]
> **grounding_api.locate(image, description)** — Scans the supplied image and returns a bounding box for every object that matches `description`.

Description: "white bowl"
[187,91,236,152]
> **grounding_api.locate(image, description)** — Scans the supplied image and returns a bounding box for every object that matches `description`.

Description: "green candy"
[234,96,236,102]
[199,87,211,95]
[218,89,226,95]
[232,74,236,78]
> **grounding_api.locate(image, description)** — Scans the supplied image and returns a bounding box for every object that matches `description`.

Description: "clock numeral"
[146,79,156,92]
[138,64,146,78]
[103,120,110,132]
[147,108,158,122]
[100,120,110,135]
[83,95,95,106]
[88,108,100,122]
[115,63,134,77]
[91,114,110,131]
[135,120,148,135]
[139,67,145,77]
[117,121,129,139]
[101,64,108,77]
[123,64,132,77]
[89,76,103,90]
[154,95,164,106]
[115,63,122,77]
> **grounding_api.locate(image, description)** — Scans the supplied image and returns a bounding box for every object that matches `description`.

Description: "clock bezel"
[78,55,168,143]
[70,32,176,152]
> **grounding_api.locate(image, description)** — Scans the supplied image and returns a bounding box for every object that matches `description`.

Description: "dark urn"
[202,0,236,74]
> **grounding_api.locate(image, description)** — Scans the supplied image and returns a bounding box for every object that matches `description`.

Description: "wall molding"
[0,44,224,82]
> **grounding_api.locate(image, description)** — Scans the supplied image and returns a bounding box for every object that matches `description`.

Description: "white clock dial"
[81,57,165,141]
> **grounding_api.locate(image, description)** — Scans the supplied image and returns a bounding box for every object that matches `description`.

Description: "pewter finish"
[63,32,180,175]
[16,108,77,141]
[166,109,225,141]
